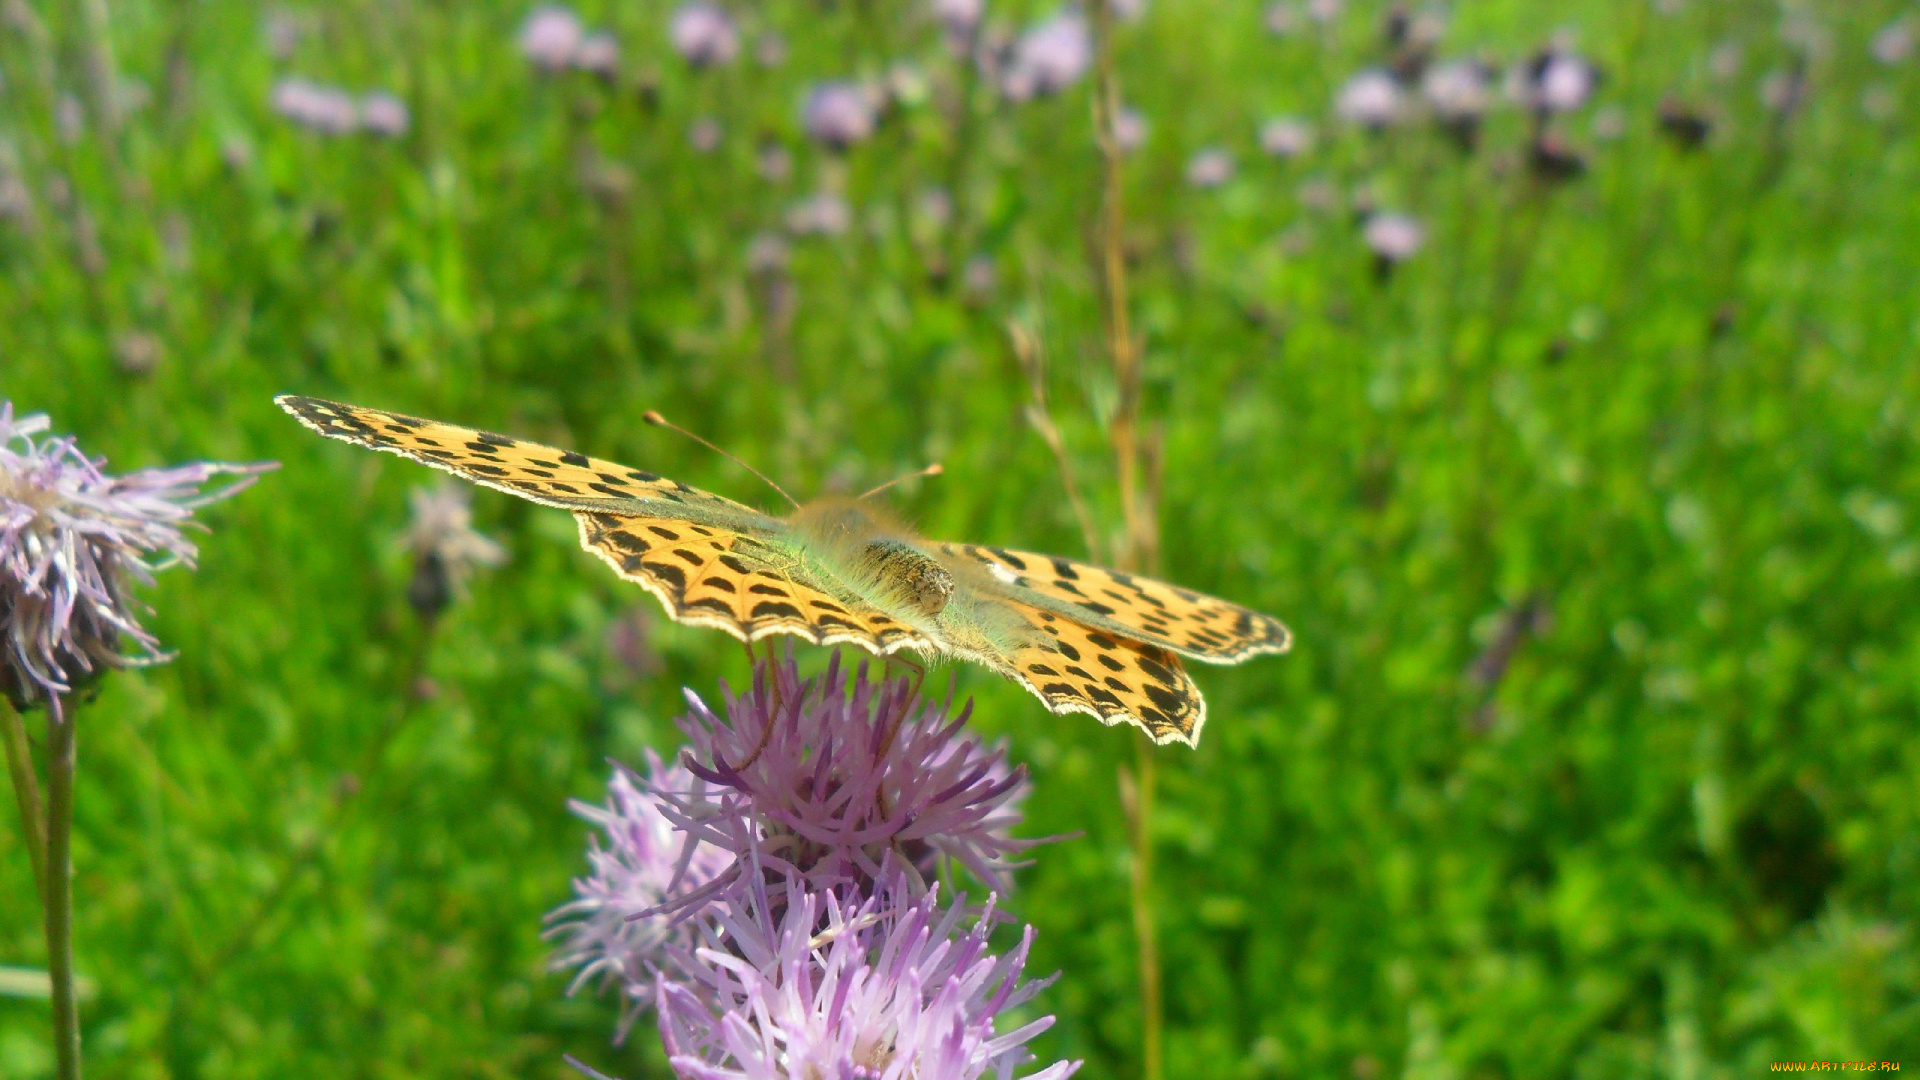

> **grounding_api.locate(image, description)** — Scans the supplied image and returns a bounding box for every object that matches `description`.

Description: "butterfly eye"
[862,540,953,617]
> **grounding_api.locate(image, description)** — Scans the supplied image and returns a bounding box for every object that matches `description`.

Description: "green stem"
[1089,4,1163,1079]
[2,697,47,899]
[46,699,80,1080]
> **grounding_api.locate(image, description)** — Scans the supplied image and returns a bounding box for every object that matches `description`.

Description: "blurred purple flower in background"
[657,859,1078,1080]
[1111,106,1148,153]
[521,5,585,71]
[574,32,619,77]
[802,82,877,149]
[1760,65,1808,118]
[1264,3,1296,36]
[933,0,985,42]
[1422,59,1493,136]
[1873,18,1914,65]
[548,753,727,1040]
[1307,0,1343,24]
[755,33,787,68]
[1002,11,1091,101]
[401,482,505,619]
[1708,40,1743,82]
[357,92,410,138]
[271,78,360,134]
[0,404,271,712]
[1512,48,1599,115]
[1186,147,1234,188]
[1363,211,1423,271]
[755,140,792,183]
[688,117,723,153]
[670,2,739,68]
[1336,68,1404,129]
[786,191,852,237]
[1259,115,1312,158]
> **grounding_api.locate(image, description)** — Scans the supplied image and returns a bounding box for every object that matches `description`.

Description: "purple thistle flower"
[1185,147,1234,188]
[1001,12,1091,101]
[802,82,877,150]
[1258,115,1312,158]
[521,6,585,72]
[652,654,1037,905]
[0,404,272,712]
[785,191,852,237]
[548,753,729,1040]
[1873,18,1914,66]
[1110,106,1148,153]
[1511,48,1599,116]
[932,0,984,42]
[670,3,740,68]
[402,482,506,619]
[688,117,724,154]
[271,77,360,135]
[1335,68,1404,129]
[658,864,1078,1080]
[357,92,410,138]
[574,31,620,78]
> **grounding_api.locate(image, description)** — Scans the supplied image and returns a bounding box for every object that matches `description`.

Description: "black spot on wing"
[750,600,804,620]
[561,451,590,467]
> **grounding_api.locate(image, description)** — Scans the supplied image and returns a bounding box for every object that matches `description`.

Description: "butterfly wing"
[935,544,1290,664]
[576,512,936,655]
[974,598,1206,746]
[277,395,775,529]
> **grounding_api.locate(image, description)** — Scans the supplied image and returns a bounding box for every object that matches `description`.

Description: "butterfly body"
[278,395,1290,746]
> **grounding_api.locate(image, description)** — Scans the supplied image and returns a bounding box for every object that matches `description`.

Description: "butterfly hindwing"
[576,512,936,655]
[993,600,1206,746]
[937,543,1290,664]
[277,395,771,528]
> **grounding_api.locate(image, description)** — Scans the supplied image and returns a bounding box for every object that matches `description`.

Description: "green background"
[2,0,1915,1076]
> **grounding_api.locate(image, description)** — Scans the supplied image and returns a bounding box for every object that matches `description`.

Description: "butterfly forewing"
[576,512,936,655]
[277,396,772,527]
[936,543,1291,663]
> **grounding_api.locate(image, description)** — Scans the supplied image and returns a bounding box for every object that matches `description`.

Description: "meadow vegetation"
[1,0,1916,1076]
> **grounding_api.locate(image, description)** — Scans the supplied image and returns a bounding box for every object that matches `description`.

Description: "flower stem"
[1090,4,1164,1079]
[46,700,81,1080]
[2,697,47,899]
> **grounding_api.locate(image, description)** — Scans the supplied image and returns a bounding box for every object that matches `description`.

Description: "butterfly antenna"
[643,411,799,509]
[858,462,944,501]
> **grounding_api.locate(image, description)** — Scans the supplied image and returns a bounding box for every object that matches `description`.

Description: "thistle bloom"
[357,92,410,138]
[521,6,585,71]
[1363,211,1424,268]
[271,78,360,134]
[652,654,1036,903]
[1335,68,1404,129]
[1111,107,1148,153]
[574,32,619,77]
[1185,147,1234,188]
[1258,115,1311,158]
[658,865,1078,1080]
[548,753,728,1039]
[0,404,271,712]
[1512,49,1599,115]
[402,482,506,619]
[802,82,877,149]
[670,3,739,68]
[786,191,852,237]
[1002,12,1091,101]
[1422,59,1492,127]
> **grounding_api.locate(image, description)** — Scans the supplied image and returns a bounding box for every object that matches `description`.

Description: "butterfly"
[276,396,1290,747]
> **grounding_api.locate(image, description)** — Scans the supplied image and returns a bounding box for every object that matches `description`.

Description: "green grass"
[3,0,1917,1076]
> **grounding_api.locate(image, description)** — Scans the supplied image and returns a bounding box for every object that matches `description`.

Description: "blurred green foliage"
[2,0,1917,1076]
